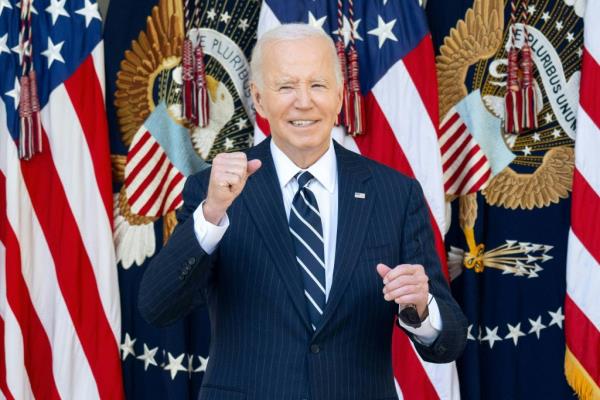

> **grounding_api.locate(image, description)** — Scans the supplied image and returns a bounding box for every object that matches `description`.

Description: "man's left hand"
[376,263,429,319]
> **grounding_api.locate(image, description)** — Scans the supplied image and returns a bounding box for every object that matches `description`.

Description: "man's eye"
[279,85,293,91]
[312,84,326,88]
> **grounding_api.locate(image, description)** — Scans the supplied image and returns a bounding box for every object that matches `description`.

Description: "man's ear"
[251,82,267,118]
[335,82,343,115]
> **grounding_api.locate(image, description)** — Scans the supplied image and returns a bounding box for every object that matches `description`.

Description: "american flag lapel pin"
[354,192,366,199]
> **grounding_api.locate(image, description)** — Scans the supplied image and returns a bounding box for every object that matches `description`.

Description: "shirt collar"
[270,139,337,194]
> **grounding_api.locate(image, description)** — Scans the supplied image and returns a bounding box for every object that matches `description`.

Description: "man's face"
[251,36,343,164]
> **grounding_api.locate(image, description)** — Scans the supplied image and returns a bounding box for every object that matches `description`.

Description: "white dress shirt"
[192,139,441,344]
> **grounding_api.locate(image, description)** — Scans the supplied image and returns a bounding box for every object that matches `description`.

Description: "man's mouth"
[289,120,318,127]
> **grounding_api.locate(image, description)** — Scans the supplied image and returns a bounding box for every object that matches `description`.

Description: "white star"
[467,324,476,341]
[552,128,562,138]
[576,47,583,57]
[16,0,37,14]
[224,137,234,150]
[136,343,158,370]
[4,77,20,110]
[163,352,187,380]
[532,132,541,142]
[0,0,12,17]
[308,11,327,31]
[541,11,550,22]
[528,5,536,14]
[194,355,209,373]
[528,316,547,339]
[120,333,137,361]
[220,11,231,24]
[505,323,526,346]
[206,7,216,20]
[481,326,502,349]
[45,0,69,25]
[75,0,101,28]
[235,117,248,130]
[523,146,532,156]
[41,37,65,68]
[548,307,565,329]
[333,15,363,47]
[566,32,575,43]
[0,33,10,56]
[368,16,397,48]
[544,113,553,124]
[238,18,249,31]
[556,21,564,31]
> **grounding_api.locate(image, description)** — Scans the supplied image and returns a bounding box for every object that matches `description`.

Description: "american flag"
[565,1,600,398]
[0,0,124,398]
[254,0,459,398]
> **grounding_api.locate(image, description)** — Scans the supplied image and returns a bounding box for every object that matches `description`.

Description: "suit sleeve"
[398,179,468,363]
[138,169,217,327]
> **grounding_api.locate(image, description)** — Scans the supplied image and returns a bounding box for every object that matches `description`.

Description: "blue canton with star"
[0,0,102,143]
[265,0,428,94]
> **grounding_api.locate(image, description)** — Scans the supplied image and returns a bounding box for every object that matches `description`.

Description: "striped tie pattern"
[289,171,326,330]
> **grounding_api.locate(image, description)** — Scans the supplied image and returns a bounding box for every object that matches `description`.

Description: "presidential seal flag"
[104,0,260,397]
[426,0,583,398]
[565,1,600,398]
[254,1,460,399]
[0,0,124,398]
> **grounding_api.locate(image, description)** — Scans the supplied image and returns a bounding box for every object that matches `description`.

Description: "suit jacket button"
[435,344,446,354]
[187,257,196,266]
[310,344,320,354]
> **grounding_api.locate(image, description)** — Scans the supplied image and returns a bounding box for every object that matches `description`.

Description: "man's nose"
[294,86,313,109]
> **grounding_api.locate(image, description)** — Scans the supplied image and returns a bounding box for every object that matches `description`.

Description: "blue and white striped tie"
[289,171,326,331]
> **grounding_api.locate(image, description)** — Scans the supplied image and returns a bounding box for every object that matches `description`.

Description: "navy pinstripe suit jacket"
[139,138,467,400]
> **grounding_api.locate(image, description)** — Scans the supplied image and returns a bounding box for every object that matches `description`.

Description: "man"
[139,24,467,400]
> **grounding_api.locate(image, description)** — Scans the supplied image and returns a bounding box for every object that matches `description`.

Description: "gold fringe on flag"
[565,347,600,400]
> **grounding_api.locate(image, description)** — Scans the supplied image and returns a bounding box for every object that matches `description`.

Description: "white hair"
[250,23,343,89]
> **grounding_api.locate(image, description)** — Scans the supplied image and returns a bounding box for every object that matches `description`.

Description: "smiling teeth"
[291,120,314,127]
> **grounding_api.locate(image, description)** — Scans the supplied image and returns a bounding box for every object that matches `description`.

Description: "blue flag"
[104,0,260,397]
[426,0,582,398]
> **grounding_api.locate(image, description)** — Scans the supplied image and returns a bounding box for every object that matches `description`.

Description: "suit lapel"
[241,139,312,330]
[316,143,374,335]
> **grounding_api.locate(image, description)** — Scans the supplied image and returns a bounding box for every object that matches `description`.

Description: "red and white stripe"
[255,3,459,399]
[565,2,600,398]
[439,110,491,195]
[0,44,124,399]
[124,127,185,218]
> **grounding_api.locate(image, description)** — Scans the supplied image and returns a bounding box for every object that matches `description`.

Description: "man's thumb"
[376,264,392,280]
[247,159,262,176]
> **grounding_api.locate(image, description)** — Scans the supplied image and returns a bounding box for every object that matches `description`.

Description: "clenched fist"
[203,152,262,224]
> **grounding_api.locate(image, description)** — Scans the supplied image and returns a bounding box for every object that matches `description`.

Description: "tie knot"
[296,171,314,189]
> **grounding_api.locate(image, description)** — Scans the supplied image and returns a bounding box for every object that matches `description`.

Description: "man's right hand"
[203,152,262,225]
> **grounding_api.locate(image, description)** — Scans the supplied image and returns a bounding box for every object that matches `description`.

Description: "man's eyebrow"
[273,77,297,85]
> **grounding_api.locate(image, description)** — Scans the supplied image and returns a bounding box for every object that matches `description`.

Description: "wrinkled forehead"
[261,37,338,82]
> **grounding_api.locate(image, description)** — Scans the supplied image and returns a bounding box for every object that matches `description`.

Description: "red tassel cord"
[18,75,33,159]
[29,70,42,153]
[194,44,209,128]
[18,0,42,159]
[346,0,365,136]
[347,48,365,136]
[504,0,523,134]
[519,0,538,131]
[336,40,351,127]
[335,0,350,127]
[182,39,197,124]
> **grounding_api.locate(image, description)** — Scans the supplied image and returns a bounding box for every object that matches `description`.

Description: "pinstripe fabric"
[138,138,467,400]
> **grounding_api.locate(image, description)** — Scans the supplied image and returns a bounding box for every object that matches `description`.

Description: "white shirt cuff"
[398,294,442,346]
[192,200,229,254]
